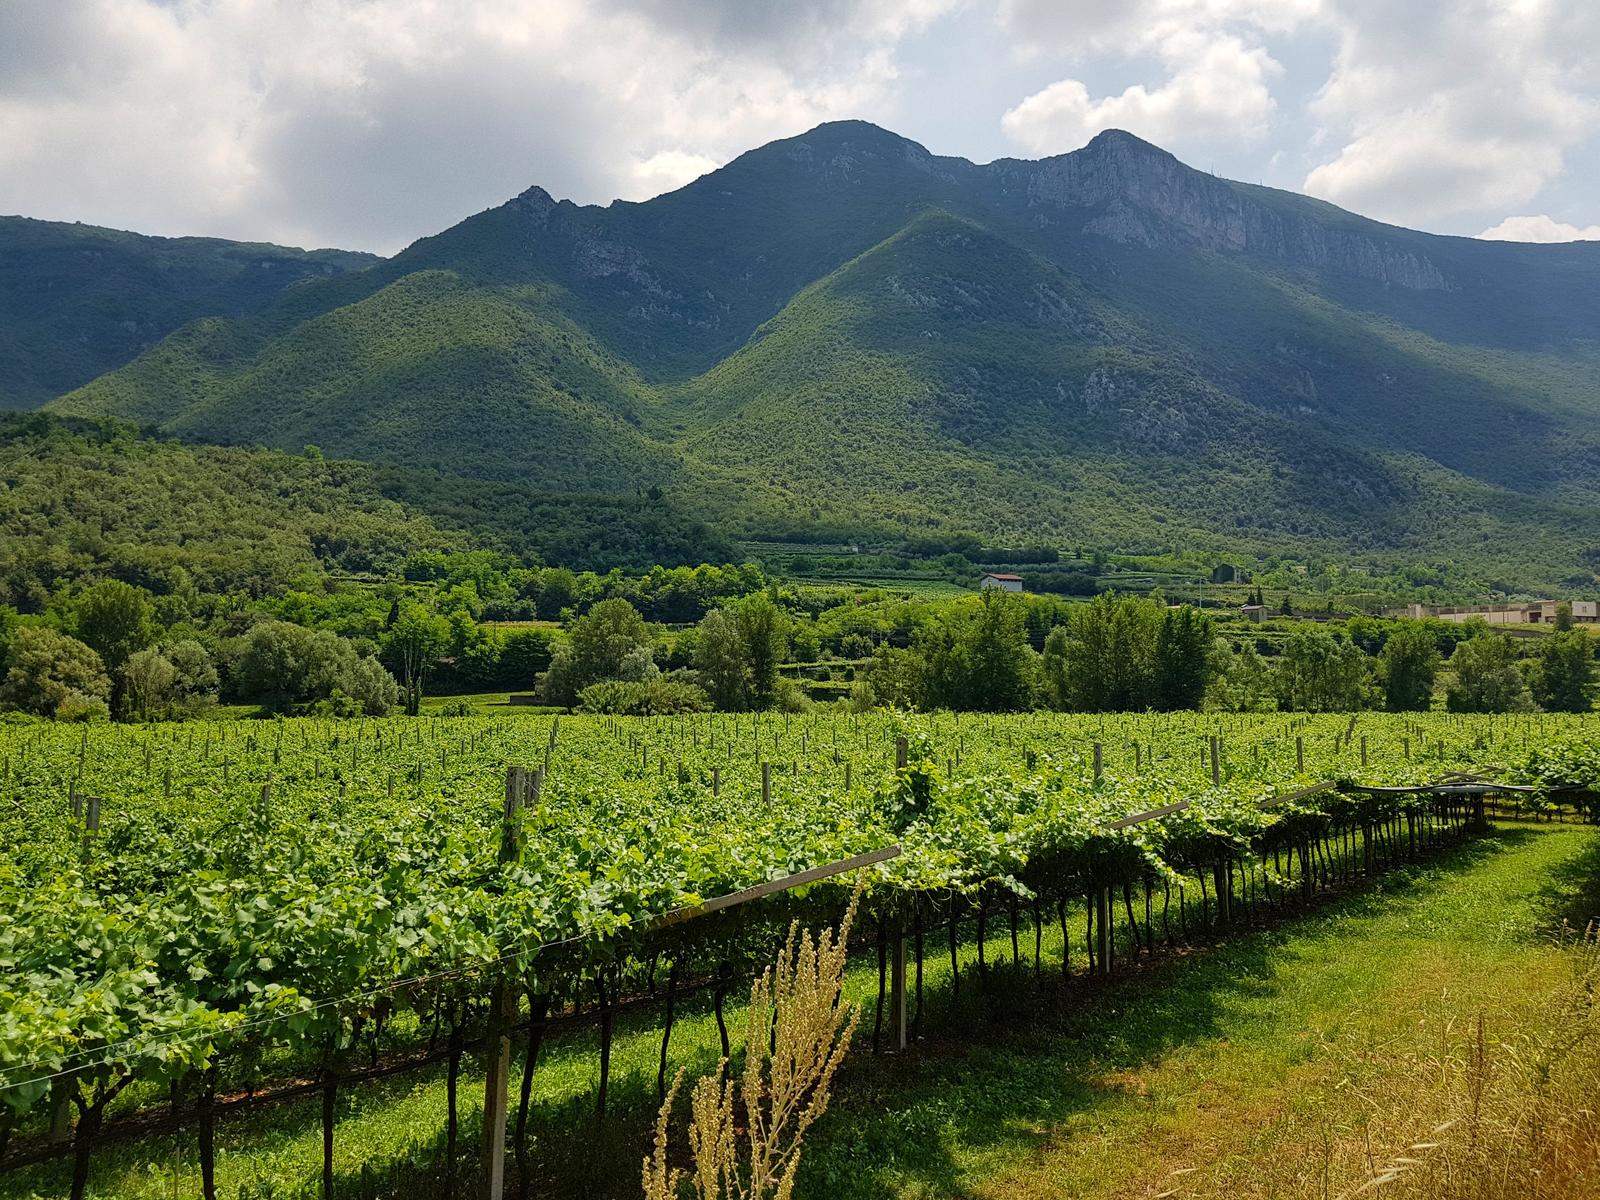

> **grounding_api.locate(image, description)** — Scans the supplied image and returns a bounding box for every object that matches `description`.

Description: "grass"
[3,825,1594,1200]
[800,825,1600,1200]
[798,576,974,599]
[417,692,556,715]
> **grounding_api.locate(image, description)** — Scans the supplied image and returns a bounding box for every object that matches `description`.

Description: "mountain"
[43,122,1600,591]
[0,216,377,408]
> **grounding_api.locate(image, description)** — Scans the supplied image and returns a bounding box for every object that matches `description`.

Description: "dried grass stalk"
[644,881,865,1200]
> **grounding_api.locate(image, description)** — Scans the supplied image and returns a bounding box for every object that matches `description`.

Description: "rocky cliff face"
[1022,130,1451,291]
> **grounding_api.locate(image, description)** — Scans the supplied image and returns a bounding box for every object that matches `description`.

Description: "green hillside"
[43,122,1600,593]
[0,415,732,609]
[66,269,678,489]
[0,216,376,408]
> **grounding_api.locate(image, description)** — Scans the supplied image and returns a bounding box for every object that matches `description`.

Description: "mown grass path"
[800,824,1600,1200]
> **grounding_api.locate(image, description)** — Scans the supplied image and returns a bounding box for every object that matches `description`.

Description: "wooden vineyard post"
[1212,857,1230,927]
[1296,736,1304,774]
[890,919,908,1051]
[1092,743,1103,784]
[1095,887,1111,974]
[79,795,101,863]
[482,767,530,1200]
[895,736,908,771]
[543,716,559,778]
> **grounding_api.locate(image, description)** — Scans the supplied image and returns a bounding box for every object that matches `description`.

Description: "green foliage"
[0,626,111,718]
[539,599,656,706]
[0,414,464,604]
[0,704,1594,1195]
[1376,620,1442,711]
[119,648,178,721]
[1273,626,1371,712]
[1154,607,1212,711]
[71,580,157,671]
[233,620,397,714]
[493,628,555,687]
[1044,592,1186,712]
[1445,635,1533,713]
[577,676,711,715]
[343,655,403,716]
[693,593,790,711]
[1532,629,1596,713]
[1207,639,1273,712]
[919,592,1037,712]
[382,604,450,717]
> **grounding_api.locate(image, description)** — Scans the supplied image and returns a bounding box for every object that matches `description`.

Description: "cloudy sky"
[2,0,1597,255]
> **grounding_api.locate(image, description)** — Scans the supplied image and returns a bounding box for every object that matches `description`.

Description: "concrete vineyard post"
[482,766,529,1200]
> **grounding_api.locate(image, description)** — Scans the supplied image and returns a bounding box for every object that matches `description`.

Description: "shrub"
[577,677,710,715]
[0,627,112,718]
[54,693,111,723]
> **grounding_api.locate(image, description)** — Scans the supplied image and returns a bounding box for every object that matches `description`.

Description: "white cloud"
[1477,214,1600,242]
[0,0,953,253]
[998,0,1320,53]
[995,1,1319,159]
[1001,29,1282,155]
[1302,0,1600,224]
[995,0,1600,233]
[630,151,723,197]
[6,0,1600,251]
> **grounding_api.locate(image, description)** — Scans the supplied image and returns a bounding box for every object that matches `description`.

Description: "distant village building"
[1240,604,1267,623]
[979,572,1024,593]
[1398,600,1598,625]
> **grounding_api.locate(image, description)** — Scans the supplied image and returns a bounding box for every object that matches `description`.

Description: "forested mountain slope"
[43,122,1600,590]
[0,415,731,610]
[0,216,377,408]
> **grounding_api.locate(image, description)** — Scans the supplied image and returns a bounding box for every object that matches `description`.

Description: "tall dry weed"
[643,883,864,1200]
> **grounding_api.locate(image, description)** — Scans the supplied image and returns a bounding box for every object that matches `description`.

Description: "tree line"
[2,569,1593,722]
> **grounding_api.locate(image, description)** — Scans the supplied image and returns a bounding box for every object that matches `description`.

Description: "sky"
[1,0,1597,256]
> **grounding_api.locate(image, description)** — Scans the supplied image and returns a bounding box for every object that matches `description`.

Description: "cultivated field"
[2,711,1597,1199]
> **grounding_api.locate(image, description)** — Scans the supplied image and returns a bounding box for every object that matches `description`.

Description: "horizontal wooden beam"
[1107,800,1189,830]
[1261,781,1337,809]
[651,844,901,930]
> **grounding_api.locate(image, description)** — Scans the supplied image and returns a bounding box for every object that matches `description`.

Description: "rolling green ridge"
[0,216,376,409]
[37,122,1600,591]
[0,415,731,609]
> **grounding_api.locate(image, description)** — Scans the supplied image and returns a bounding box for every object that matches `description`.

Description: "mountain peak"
[795,119,921,147]
[1080,128,1174,160]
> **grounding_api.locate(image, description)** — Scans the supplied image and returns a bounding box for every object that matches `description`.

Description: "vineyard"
[2,711,1598,1200]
